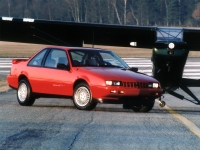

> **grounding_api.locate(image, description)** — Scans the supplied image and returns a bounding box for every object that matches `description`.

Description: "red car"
[7,46,163,112]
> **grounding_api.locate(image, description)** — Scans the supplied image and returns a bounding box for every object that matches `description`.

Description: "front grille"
[122,82,148,88]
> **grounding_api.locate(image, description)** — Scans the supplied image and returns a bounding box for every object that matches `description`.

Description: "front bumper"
[91,85,163,103]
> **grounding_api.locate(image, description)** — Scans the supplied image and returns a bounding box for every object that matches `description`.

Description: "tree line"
[1,0,200,27]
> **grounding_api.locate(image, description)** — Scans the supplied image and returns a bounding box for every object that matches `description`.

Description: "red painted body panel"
[7,46,163,103]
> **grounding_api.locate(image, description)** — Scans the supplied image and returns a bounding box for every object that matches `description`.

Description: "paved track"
[1,57,200,79]
[1,89,200,149]
[1,57,200,149]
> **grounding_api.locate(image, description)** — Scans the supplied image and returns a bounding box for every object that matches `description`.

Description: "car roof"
[45,46,111,52]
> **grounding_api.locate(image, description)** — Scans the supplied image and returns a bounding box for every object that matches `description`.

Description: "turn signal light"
[118,91,124,94]
[110,90,117,93]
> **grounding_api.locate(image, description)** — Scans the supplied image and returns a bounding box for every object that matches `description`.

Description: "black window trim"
[27,48,70,70]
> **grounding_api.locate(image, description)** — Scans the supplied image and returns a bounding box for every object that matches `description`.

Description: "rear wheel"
[132,99,155,112]
[73,82,97,110]
[17,79,35,106]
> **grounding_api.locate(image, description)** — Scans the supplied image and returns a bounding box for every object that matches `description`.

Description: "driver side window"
[44,49,68,69]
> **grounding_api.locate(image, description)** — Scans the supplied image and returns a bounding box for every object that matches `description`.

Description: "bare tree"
[84,0,88,22]
[130,6,138,25]
[0,0,199,26]
[192,3,200,21]
[107,0,115,24]
[65,0,80,22]
[7,0,11,17]
[165,0,169,26]
[98,0,102,23]
[178,0,181,26]
[48,1,52,20]
[31,0,40,19]
[24,0,29,18]
[111,0,122,24]
[107,0,110,23]
[123,0,127,25]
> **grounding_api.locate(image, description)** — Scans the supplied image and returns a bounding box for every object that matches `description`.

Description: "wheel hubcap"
[75,87,90,107]
[18,83,28,102]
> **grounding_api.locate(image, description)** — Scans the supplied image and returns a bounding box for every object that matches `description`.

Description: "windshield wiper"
[100,64,124,68]
[121,67,138,72]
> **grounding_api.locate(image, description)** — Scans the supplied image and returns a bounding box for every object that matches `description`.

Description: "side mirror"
[57,63,70,71]
[129,67,138,72]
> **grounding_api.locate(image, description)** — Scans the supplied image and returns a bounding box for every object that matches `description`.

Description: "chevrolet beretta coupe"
[7,46,163,112]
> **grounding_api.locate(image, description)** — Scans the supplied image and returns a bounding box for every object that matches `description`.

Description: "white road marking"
[0,58,200,79]
[0,66,12,68]
[0,71,10,72]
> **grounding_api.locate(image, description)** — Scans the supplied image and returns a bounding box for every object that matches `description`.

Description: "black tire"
[73,82,97,110]
[17,79,35,106]
[132,99,155,112]
[159,101,166,107]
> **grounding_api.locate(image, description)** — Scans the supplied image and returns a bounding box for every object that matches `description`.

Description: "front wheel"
[132,99,155,112]
[17,79,35,106]
[73,82,97,110]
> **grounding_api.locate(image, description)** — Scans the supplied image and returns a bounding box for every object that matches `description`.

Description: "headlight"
[106,81,122,86]
[168,43,175,49]
[148,83,159,88]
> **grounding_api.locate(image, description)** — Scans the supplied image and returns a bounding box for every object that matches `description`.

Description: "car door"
[28,49,72,96]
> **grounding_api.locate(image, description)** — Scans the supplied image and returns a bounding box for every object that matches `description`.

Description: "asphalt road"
[1,57,200,149]
[1,89,200,150]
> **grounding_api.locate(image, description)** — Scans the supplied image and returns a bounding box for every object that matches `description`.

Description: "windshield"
[156,28,183,42]
[69,49,129,68]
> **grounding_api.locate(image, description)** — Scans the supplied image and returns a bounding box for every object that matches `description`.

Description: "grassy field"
[0,41,153,58]
[1,41,200,58]
[0,41,200,92]
[0,78,9,92]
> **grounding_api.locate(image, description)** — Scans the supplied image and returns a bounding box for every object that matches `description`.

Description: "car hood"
[79,67,158,82]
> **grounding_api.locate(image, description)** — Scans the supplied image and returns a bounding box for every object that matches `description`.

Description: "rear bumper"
[7,75,18,89]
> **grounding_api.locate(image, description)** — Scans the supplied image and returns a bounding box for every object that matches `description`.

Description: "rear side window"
[28,49,48,66]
